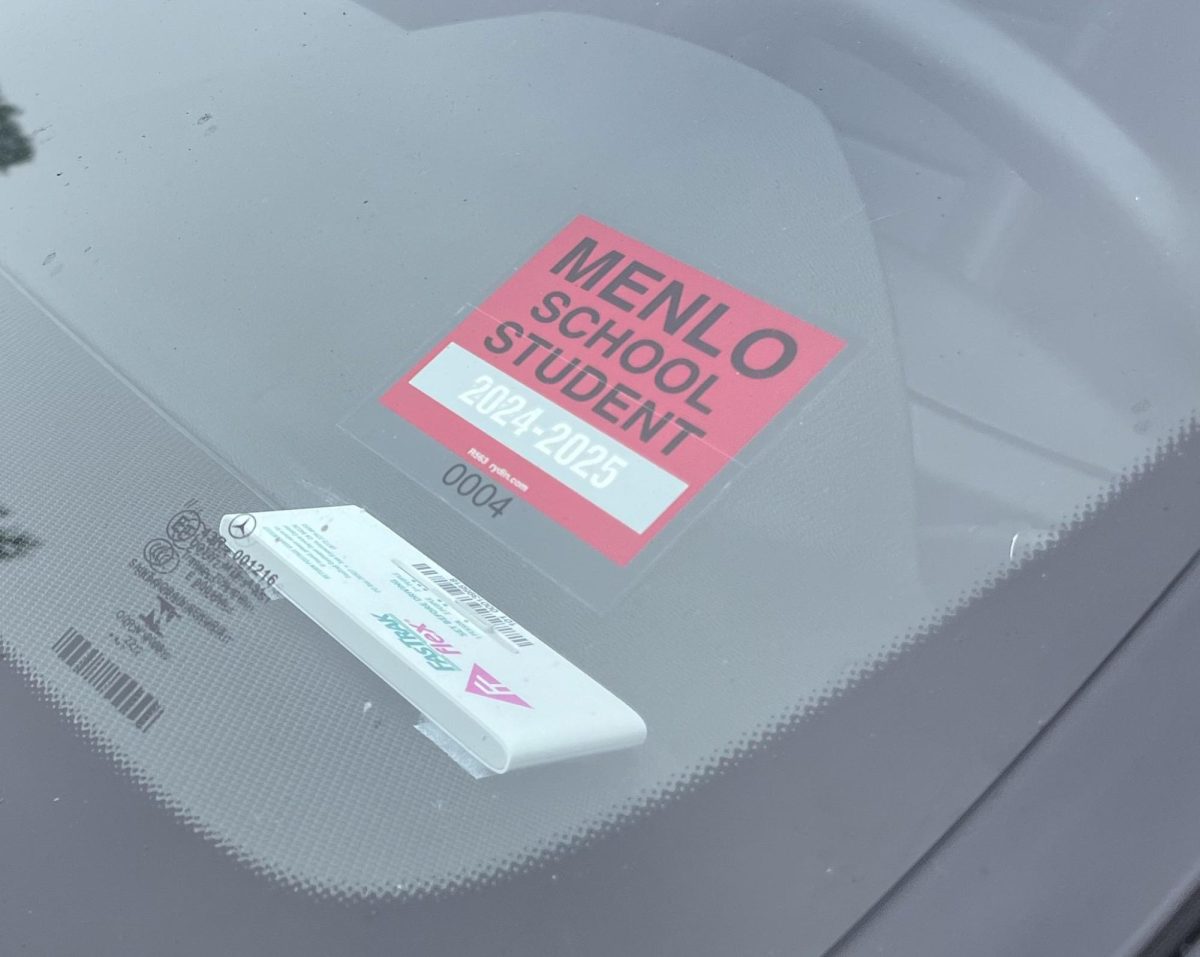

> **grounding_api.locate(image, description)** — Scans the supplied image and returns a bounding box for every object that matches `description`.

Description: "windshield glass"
[2,2,1197,954]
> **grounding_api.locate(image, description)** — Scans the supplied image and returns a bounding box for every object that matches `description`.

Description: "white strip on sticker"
[410,343,688,533]
[221,506,646,773]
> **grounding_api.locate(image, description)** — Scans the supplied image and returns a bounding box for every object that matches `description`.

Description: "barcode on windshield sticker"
[408,562,535,648]
[52,627,164,731]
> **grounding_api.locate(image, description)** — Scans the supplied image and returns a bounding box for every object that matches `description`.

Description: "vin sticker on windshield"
[378,216,844,565]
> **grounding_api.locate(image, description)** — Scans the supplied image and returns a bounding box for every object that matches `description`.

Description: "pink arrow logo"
[465,664,531,709]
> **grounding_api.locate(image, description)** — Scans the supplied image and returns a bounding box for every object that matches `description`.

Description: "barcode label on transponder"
[408,562,535,648]
[52,627,163,731]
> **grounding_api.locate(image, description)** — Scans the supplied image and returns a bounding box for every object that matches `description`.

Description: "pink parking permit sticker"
[380,215,845,565]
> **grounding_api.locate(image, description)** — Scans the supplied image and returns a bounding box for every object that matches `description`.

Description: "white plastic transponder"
[220,507,646,773]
